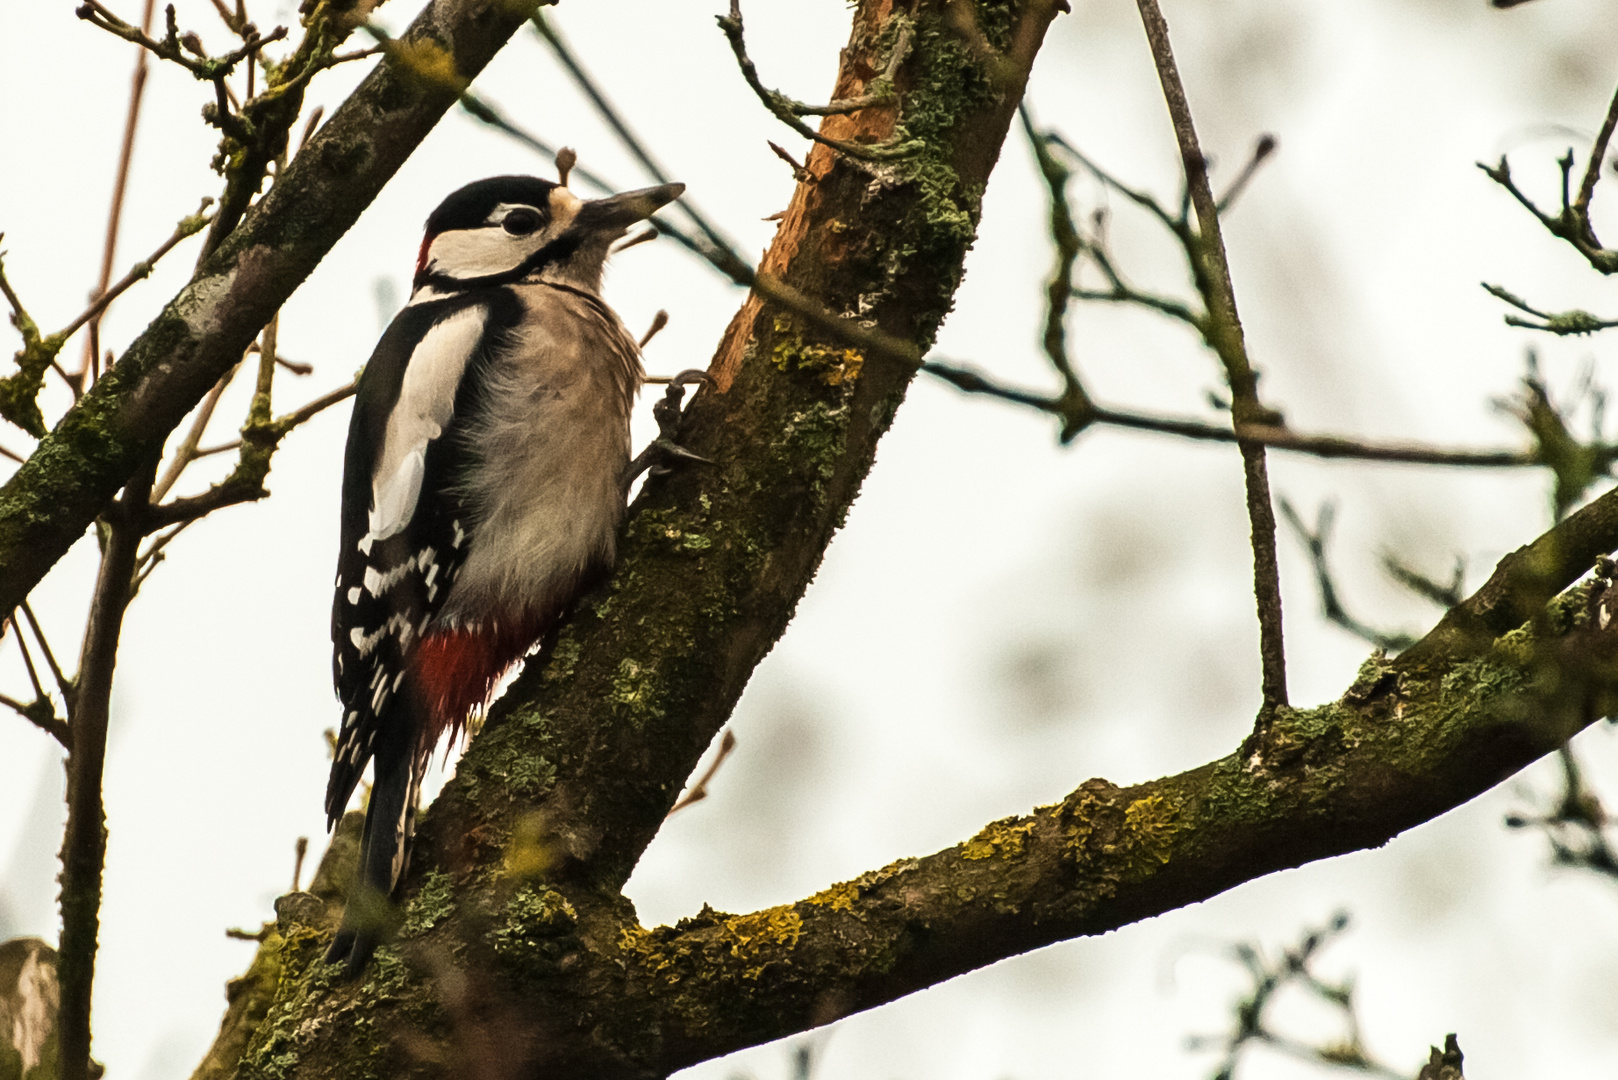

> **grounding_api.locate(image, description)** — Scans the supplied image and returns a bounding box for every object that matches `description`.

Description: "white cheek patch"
[365,305,485,544]
[425,225,538,280]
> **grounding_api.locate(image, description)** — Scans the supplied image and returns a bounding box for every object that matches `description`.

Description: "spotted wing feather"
[327,292,511,824]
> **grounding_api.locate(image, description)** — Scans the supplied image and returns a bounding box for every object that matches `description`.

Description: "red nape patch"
[413,231,436,285]
[411,617,542,755]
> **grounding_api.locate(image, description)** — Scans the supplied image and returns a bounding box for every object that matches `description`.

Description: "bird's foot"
[627,369,713,488]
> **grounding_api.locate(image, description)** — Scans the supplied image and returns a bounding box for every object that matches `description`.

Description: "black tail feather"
[326,704,419,978]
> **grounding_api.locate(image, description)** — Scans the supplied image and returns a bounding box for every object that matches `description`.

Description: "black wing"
[326,289,520,823]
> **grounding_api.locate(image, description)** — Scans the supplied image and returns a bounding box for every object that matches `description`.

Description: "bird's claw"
[627,369,714,488]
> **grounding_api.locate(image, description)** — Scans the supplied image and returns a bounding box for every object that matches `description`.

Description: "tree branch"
[1136,0,1288,713]
[605,534,1618,1073]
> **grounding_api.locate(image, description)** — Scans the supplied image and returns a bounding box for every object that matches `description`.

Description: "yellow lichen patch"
[1120,794,1181,874]
[771,316,866,387]
[961,816,1038,860]
[385,38,468,94]
[618,905,805,986]
[719,905,803,973]
[807,881,859,912]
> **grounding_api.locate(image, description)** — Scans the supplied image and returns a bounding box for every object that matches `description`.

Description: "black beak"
[575,183,686,233]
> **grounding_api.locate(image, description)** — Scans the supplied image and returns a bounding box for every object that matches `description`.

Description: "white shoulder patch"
[365,305,485,543]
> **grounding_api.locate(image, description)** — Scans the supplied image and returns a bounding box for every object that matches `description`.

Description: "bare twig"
[142,377,358,528]
[129,517,195,597]
[151,363,239,504]
[75,2,287,82]
[767,140,813,183]
[292,836,309,891]
[1381,553,1466,610]
[1020,106,1094,442]
[532,12,750,270]
[666,729,738,817]
[1507,745,1618,883]
[19,601,73,708]
[457,93,729,272]
[716,1,922,162]
[1574,77,1618,221]
[0,202,215,437]
[1482,282,1618,336]
[1189,913,1421,1080]
[1480,153,1618,275]
[1278,499,1417,652]
[1215,133,1278,213]
[1136,0,1287,712]
[921,360,1542,466]
[56,199,215,347]
[639,310,669,350]
[10,614,51,715]
[79,0,159,393]
[0,690,69,747]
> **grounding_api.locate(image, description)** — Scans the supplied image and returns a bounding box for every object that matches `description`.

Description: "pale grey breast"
[436,282,643,627]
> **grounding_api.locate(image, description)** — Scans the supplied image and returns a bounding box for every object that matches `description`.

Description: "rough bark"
[0,0,550,615]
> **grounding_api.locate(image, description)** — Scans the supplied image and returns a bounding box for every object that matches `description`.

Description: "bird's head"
[412,173,684,295]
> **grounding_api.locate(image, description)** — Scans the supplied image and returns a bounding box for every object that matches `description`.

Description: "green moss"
[540,633,582,685]
[457,704,557,804]
[610,657,666,726]
[767,400,849,503]
[399,869,455,938]
[490,885,579,972]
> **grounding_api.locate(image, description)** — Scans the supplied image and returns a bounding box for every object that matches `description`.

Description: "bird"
[324,168,686,976]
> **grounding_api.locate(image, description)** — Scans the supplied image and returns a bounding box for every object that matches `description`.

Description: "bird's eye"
[502,209,542,236]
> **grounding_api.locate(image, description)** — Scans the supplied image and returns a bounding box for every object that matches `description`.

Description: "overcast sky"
[4,1,1618,1078]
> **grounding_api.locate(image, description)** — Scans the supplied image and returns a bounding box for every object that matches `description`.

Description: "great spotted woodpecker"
[325,172,685,975]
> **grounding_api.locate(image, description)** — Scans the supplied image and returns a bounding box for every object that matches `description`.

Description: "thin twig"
[921,360,1545,467]
[1020,105,1094,442]
[716,1,922,162]
[56,199,216,347]
[532,12,750,269]
[10,614,50,710]
[0,691,69,747]
[1576,78,1618,216]
[75,1,287,81]
[18,601,72,708]
[1136,0,1287,712]
[457,93,729,271]
[1214,133,1278,214]
[1480,155,1618,274]
[1278,499,1416,652]
[667,729,738,817]
[142,377,358,528]
[1482,282,1618,336]
[79,0,158,393]
[151,363,238,504]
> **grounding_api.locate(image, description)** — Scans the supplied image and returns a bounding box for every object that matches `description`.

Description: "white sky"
[4,1,1618,1078]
